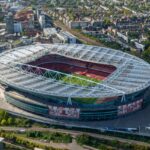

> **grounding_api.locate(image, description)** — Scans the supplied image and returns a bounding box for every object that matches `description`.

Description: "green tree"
[142,47,150,63]
[0,110,8,121]
[14,118,21,126]
[7,117,13,125]
[76,134,90,145]
[1,119,7,126]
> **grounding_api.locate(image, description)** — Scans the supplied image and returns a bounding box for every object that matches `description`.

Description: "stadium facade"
[0,44,150,120]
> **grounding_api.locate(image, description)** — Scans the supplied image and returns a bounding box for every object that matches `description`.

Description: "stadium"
[0,44,150,121]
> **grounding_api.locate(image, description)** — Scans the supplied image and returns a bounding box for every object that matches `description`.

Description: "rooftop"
[0,44,149,99]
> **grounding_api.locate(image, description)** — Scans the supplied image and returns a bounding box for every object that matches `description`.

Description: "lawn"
[62,74,102,87]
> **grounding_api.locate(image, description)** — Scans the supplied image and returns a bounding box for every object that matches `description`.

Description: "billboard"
[118,99,143,116]
[48,105,80,119]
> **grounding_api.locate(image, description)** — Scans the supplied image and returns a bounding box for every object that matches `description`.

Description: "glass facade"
[5,95,49,115]
[4,86,150,121]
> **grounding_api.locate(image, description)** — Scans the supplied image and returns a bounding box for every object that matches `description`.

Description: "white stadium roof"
[0,44,150,99]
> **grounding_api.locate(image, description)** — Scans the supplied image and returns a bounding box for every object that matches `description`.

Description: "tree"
[1,119,7,126]
[0,110,8,121]
[103,18,112,28]
[14,118,21,126]
[142,47,150,63]
[7,117,13,125]
[76,134,90,145]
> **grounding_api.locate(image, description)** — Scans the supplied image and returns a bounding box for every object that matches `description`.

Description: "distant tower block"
[5,13,14,34]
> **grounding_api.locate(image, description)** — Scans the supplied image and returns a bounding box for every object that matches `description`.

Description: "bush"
[26,131,72,143]
[0,109,32,127]
[76,134,150,150]
[0,131,65,150]
[7,117,13,125]
[76,134,90,145]
[1,119,7,126]
[142,47,150,63]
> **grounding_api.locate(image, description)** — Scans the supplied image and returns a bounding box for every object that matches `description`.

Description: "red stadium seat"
[28,54,116,81]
